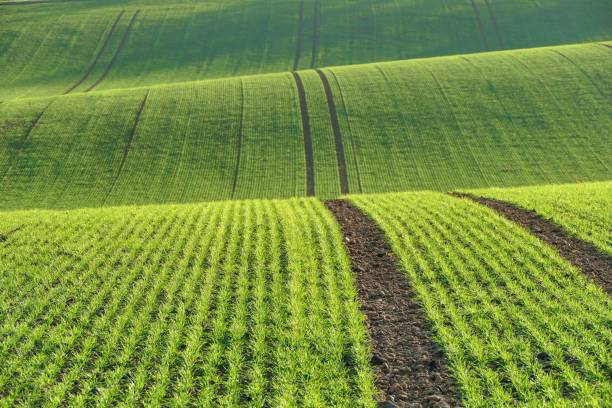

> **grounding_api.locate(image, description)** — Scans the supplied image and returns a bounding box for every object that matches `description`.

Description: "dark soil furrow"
[102,91,148,204]
[231,79,245,199]
[64,10,125,94]
[325,200,460,407]
[452,193,612,294]
[86,10,140,92]
[291,72,315,196]
[316,69,349,195]
[483,0,504,48]
[468,0,489,51]
[310,0,320,68]
[292,1,304,71]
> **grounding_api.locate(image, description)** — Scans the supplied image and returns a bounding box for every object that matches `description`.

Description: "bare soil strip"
[292,1,304,71]
[102,91,148,204]
[292,72,315,196]
[64,11,125,94]
[230,79,245,199]
[316,69,349,194]
[310,0,320,68]
[452,193,612,294]
[468,0,489,51]
[325,200,460,407]
[483,0,504,48]
[86,10,140,92]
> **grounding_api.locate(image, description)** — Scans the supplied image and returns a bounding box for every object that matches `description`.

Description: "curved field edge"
[0,198,376,406]
[348,191,612,406]
[0,42,610,210]
[464,181,612,255]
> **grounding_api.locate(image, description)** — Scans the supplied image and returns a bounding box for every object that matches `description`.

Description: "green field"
[1,0,610,100]
[1,0,611,405]
[468,181,612,254]
[1,42,610,210]
[0,199,375,406]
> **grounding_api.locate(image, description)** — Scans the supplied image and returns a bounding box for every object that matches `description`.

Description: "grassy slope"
[1,0,610,100]
[0,42,610,210]
[467,181,612,254]
[0,198,375,406]
[350,191,612,406]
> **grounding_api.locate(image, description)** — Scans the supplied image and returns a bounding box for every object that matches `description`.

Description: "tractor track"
[483,0,504,48]
[64,10,125,94]
[468,0,489,51]
[310,0,320,68]
[326,199,460,407]
[452,193,612,294]
[291,72,315,196]
[86,9,140,92]
[292,1,305,71]
[102,91,148,205]
[316,69,349,195]
[230,79,245,199]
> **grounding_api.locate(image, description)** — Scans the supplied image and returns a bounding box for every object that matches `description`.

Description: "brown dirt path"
[452,193,612,294]
[326,200,461,408]
[64,10,125,94]
[292,71,315,196]
[316,69,349,194]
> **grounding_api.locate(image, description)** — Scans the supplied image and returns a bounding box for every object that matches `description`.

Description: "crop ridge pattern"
[326,199,460,406]
[292,1,304,71]
[86,10,141,92]
[316,69,349,194]
[483,0,504,48]
[102,91,149,205]
[468,0,489,51]
[452,192,612,294]
[1,103,50,182]
[310,0,320,69]
[548,49,605,97]
[291,72,315,196]
[64,10,125,94]
[230,79,244,200]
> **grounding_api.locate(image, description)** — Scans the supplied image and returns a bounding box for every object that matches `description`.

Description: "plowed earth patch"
[325,200,460,407]
[453,193,612,294]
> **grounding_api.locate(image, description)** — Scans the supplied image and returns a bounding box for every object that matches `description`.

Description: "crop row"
[0,199,375,406]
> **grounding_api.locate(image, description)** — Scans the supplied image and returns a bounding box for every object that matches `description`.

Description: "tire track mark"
[483,0,504,48]
[64,10,125,94]
[549,49,605,97]
[292,1,304,71]
[230,79,244,200]
[452,193,612,294]
[291,72,315,196]
[86,9,140,93]
[468,0,489,51]
[310,0,320,68]
[316,69,349,195]
[328,69,361,193]
[102,90,148,205]
[1,101,52,183]
[325,200,460,407]
[0,225,25,243]
[597,43,612,51]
